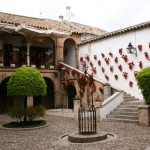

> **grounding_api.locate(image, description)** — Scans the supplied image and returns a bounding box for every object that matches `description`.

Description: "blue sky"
[0,0,150,31]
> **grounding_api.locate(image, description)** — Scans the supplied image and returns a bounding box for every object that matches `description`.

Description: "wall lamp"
[126,42,137,56]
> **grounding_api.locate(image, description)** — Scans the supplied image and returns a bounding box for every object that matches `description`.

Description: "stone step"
[124,98,139,101]
[122,101,144,106]
[105,118,139,124]
[46,109,74,118]
[118,105,138,108]
[107,114,139,120]
[115,108,138,112]
[110,111,138,116]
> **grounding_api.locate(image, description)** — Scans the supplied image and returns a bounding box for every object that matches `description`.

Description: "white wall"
[79,27,150,100]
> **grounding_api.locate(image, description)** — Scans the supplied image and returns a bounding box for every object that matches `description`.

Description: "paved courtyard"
[0,114,150,150]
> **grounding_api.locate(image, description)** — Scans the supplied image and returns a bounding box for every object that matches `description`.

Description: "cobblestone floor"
[0,114,150,150]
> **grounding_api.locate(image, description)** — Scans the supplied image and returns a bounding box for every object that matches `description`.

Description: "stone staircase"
[105,93,144,123]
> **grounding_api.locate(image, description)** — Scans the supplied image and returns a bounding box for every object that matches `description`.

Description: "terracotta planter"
[10,64,15,67]
[0,63,4,67]
[94,101,102,107]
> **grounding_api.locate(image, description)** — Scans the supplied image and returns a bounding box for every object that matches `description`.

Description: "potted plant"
[101,67,105,73]
[136,67,150,126]
[94,97,103,107]
[110,66,113,72]
[40,61,45,68]
[114,57,118,63]
[71,69,76,76]
[105,58,109,65]
[80,57,83,62]
[101,53,105,58]
[105,74,109,80]
[90,62,93,67]
[99,87,103,93]
[122,72,128,79]
[118,64,122,71]
[53,71,58,77]
[139,61,143,68]
[98,60,101,66]
[85,54,90,61]
[134,71,138,77]
[138,45,142,51]
[128,62,134,70]
[114,74,118,80]
[119,48,122,55]
[109,52,113,57]
[122,55,128,62]
[91,67,96,74]
[129,81,133,87]
[144,52,149,59]
[94,55,97,60]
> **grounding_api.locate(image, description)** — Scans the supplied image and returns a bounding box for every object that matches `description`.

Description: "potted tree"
[6,67,47,127]
[136,67,150,126]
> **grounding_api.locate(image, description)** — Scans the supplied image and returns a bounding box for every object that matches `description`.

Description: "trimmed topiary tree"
[7,67,47,122]
[136,67,150,104]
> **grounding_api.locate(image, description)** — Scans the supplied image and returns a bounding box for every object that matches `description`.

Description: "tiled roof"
[0,12,107,36]
[79,21,150,45]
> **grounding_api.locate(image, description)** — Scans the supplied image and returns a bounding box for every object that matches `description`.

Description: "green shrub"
[136,67,150,104]
[8,105,45,122]
[8,107,24,122]
[27,105,45,121]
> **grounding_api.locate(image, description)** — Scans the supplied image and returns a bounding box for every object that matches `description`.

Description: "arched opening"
[33,77,55,109]
[67,84,77,109]
[0,32,26,67]
[31,37,55,68]
[64,38,76,67]
[0,77,14,113]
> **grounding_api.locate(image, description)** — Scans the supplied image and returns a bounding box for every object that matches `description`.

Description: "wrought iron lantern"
[126,42,137,56]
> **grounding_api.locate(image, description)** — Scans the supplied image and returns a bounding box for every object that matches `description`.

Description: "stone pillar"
[54,90,63,108]
[74,96,81,121]
[75,46,79,69]
[138,105,150,126]
[56,38,64,66]
[27,96,33,107]
[26,43,31,66]
[103,83,111,100]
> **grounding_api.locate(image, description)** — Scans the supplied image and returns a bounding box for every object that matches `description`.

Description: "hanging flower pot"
[110,66,113,72]
[144,52,149,59]
[71,69,76,76]
[99,87,103,93]
[119,48,123,55]
[101,67,105,73]
[105,74,109,80]
[114,57,118,63]
[138,61,143,68]
[118,64,122,71]
[122,72,128,79]
[101,53,105,58]
[98,60,101,66]
[114,74,118,80]
[122,55,128,62]
[94,55,97,60]
[128,62,134,70]
[80,57,83,62]
[105,58,109,65]
[109,52,113,57]
[91,67,96,74]
[64,68,70,74]
[129,81,133,87]
[138,45,142,51]
[85,54,90,61]
[134,71,138,77]
[90,62,93,67]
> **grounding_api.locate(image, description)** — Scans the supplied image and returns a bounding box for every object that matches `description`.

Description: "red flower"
[105,58,109,65]
[119,48,122,55]
[94,55,97,60]
[109,52,113,57]
[128,62,134,70]
[138,61,143,68]
[98,60,101,66]
[122,55,128,62]
[101,53,105,58]
[110,66,113,72]
[122,72,128,79]
[114,57,118,63]
[114,74,118,80]
[118,65,122,71]
[138,45,142,51]
[129,81,133,87]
